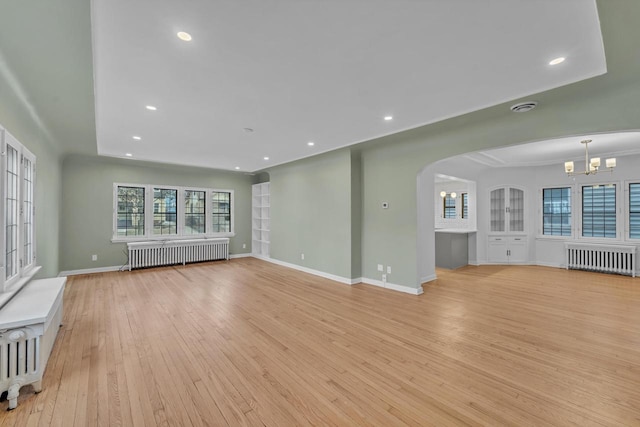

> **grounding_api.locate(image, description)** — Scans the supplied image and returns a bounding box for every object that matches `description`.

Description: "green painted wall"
[60,155,253,272]
[269,149,353,279]
[0,69,63,279]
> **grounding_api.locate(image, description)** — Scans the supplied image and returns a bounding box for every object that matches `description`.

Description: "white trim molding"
[58,266,122,277]
[229,253,252,259]
[253,256,425,294]
[361,277,424,295]
[536,260,564,269]
[257,256,358,285]
[420,274,437,284]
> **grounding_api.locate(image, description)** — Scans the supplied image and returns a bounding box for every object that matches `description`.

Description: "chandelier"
[564,139,616,176]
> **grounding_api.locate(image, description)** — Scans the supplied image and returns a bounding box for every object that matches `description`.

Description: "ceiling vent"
[510,101,538,113]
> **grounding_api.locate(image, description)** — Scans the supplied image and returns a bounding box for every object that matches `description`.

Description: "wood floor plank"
[1,259,640,426]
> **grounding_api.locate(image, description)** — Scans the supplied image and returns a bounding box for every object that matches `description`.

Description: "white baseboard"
[536,261,565,269]
[361,277,424,295]
[253,256,424,294]
[58,265,122,277]
[420,274,437,284]
[255,256,359,285]
[229,253,252,259]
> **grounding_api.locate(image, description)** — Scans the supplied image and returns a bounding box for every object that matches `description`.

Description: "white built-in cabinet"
[252,183,270,257]
[488,186,527,263]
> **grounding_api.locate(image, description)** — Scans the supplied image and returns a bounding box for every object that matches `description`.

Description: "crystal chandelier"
[564,139,616,176]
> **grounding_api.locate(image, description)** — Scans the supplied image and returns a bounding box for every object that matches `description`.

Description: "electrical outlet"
[377,264,383,272]
[382,274,387,283]
[301,253,305,260]
[387,266,391,274]
[242,243,246,249]
[91,254,97,261]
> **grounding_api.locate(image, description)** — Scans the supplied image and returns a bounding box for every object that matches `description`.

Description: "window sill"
[535,235,574,240]
[111,233,235,244]
[0,265,42,310]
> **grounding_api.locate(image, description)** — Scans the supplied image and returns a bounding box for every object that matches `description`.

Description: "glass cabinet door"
[490,188,505,232]
[509,188,524,232]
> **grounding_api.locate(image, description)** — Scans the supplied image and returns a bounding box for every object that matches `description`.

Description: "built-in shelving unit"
[252,182,270,257]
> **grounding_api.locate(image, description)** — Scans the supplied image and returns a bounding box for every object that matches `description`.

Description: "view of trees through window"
[212,191,231,232]
[117,186,145,236]
[115,184,233,238]
[153,188,178,235]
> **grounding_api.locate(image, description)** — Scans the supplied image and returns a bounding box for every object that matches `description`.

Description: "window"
[630,183,640,239]
[117,186,145,236]
[184,190,206,234]
[1,126,36,292]
[153,188,178,235]
[212,191,231,232]
[542,187,571,236]
[582,184,616,238]
[113,184,234,240]
[6,145,19,280]
[443,195,456,218]
[461,193,468,219]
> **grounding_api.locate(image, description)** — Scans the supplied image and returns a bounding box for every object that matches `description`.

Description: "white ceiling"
[92,0,606,172]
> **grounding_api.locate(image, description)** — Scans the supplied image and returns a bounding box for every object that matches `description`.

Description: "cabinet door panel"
[488,238,508,262]
[509,188,524,232]
[508,236,527,263]
[490,188,505,232]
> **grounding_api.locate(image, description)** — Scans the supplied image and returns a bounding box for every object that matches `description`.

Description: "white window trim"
[0,126,37,293]
[537,185,575,239]
[112,183,235,243]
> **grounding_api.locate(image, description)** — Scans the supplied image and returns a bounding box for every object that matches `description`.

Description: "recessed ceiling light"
[177,31,192,42]
[234,166,240,170]
[263,156,269,161]
[145,105,157,111]
[125,153,133,157]
[549,57,565,65]
[132,136,141,140]
[384,116,393,121]
[307,141,315,146]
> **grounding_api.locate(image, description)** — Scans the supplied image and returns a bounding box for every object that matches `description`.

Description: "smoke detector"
[510,101,538,113]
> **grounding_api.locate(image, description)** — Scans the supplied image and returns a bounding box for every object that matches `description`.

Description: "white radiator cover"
[565,242,636,277]
[127,238,229,270]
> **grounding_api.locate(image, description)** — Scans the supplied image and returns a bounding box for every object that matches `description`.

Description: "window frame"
[211,190,233,234]
[0,126,37,293]
[443,194,456,219]
[461,192,468,219]
[540,186,573,238]
[112,183,235,242]
[184,188,207,236]
[626,180,640,241]
[578,181,619,241]
[115,185,146,238]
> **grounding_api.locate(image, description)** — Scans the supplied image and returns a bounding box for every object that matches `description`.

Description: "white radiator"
[127,238,229,270]
[0,327,41,407]
[565,242,636,277]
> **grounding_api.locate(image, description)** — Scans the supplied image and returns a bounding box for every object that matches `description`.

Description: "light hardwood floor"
[1,258,640,426]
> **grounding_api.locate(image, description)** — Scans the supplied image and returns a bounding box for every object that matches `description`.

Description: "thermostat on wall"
[382,202,389,209]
